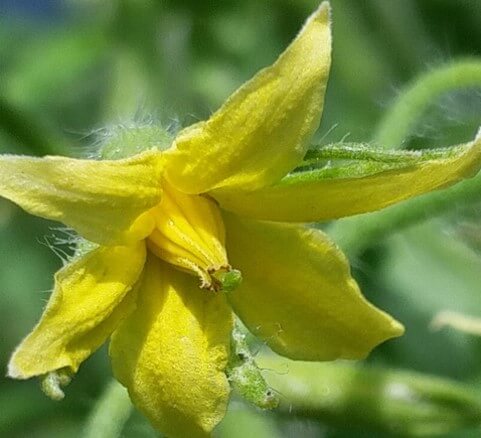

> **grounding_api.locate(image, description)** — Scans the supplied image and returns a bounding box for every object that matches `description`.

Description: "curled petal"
[165,2,331,193]
[110,256,233,438]
[8,242,146,379]
[224,214,403,361]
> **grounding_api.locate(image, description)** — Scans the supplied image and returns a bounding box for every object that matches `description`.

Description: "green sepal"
[98,123,174,160]
[289,142,470,184]
[226,324,279,410]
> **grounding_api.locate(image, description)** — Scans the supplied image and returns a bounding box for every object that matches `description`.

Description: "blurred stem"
[431,310,481,336]
[259,356,481,436]
[332,0,392,99]
[369,0,433,75]
[374,59,481,148]
[329,60,481,255]
[105,0,165,118]
[82,380,132,438]
[329,171,481,256]
[0,97,67,156]
[217,404,280,438]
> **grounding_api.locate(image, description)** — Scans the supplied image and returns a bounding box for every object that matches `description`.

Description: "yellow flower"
[2,2,481,437]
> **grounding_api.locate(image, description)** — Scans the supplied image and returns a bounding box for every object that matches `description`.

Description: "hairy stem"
[329,60,481,255]
[374,59,481,148]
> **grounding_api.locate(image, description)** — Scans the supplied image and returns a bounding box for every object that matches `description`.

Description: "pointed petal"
[165,2,332,193]
[8,242,146,379]
[214,135,481,222]
[110,256,233,438]
[224,214,404,361]
[0,151,163,244]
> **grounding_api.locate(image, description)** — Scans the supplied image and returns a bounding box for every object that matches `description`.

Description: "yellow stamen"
[147,180,230,291]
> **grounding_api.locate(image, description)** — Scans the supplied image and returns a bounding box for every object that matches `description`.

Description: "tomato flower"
[2,3,481,437]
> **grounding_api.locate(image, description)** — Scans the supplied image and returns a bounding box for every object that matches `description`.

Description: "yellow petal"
[0,151,163,244]
[224,214,404,361]
[214,134,481,222]
[110,256,233,438]
[164,2,331,194]
[8,242,146,379]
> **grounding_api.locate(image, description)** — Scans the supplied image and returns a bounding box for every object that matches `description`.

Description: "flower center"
[147,180,240,292]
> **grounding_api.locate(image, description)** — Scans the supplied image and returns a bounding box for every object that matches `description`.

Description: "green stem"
[259,356,481,436]
[374,59,481,148]
[329,171,481,257]
[82,380,132,438]
[329,60,481,255]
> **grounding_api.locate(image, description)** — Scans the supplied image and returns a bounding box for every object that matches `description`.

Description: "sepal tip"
[40,369,72,401]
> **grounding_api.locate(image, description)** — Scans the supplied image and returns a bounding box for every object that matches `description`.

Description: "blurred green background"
[1,0,481,437]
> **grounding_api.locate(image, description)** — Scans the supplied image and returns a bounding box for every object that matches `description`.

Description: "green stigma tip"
[220,269,242,293]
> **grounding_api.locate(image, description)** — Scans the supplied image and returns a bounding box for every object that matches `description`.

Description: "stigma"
[147,181,240,292]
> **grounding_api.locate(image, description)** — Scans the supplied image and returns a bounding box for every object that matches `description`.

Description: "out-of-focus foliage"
[0,0,480,437]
